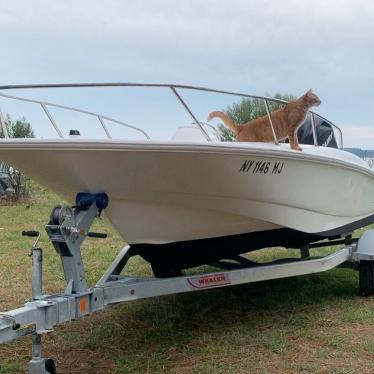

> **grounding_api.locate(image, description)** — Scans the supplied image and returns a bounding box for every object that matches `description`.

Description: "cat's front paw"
[290,145,303,151]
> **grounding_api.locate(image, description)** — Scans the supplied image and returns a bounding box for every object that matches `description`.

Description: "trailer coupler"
[1,193,108,373]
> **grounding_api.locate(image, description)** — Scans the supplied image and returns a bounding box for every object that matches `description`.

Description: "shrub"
[0,115,35,201]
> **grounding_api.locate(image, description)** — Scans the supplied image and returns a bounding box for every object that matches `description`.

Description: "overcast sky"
[1,0,374,147]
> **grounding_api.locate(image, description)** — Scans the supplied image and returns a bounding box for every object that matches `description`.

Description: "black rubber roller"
[50,205,63,225]
[22,230,40,237]
[88,232,107,239]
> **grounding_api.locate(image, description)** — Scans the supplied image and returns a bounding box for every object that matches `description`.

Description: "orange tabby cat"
[207,89,321,151]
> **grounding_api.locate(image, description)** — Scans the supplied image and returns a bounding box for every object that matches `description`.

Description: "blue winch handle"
[75,193,109,211]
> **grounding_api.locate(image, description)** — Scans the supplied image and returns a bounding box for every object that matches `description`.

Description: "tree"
[1,115,35,138]
[0,115,35,200]
[217,93,296,142]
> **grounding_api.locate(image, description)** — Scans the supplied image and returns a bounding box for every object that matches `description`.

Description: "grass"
[0,183,373,373]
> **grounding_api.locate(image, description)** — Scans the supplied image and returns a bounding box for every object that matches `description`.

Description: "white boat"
[3,85,374,374]
[0,83,373,275]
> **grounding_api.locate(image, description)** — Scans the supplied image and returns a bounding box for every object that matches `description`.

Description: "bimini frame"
[0,83,343,148]
[0,193,373,373]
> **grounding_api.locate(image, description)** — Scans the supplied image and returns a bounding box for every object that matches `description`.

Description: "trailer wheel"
[45,358,56,374]
[359,260,374,296]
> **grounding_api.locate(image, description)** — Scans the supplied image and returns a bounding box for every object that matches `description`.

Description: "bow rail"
[0,83,343,148]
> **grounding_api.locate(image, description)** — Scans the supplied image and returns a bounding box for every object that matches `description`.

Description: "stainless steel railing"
[0,83,343,148]
[0,91,150,140]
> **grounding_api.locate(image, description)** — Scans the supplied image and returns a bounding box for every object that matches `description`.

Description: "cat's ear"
[306,89,313,97]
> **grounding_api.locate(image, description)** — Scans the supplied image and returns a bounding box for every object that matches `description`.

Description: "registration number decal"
[239,159,284,174]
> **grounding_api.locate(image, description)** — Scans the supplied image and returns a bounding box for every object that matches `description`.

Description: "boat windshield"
[0,83,343,148]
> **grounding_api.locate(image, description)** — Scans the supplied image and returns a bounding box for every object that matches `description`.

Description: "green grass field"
[0,184,373,373]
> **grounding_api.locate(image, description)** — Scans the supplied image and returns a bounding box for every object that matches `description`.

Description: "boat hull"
[0,140,374,246]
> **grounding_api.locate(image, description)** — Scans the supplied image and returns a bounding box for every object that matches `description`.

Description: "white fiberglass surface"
[0,139,373,242]
[0,137,369,175]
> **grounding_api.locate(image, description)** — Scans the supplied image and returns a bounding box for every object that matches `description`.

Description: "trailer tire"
[359,260,374,296]
[45,358,56,374]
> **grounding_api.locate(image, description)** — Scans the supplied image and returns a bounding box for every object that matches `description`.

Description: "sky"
[0,0,374,147]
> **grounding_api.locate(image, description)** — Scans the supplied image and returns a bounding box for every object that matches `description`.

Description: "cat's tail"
[207,111,239,135]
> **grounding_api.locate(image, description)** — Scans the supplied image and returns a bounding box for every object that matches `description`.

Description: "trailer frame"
[0,194,373,373]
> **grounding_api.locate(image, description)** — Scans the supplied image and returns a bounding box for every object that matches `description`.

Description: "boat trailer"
[0,194,374,373]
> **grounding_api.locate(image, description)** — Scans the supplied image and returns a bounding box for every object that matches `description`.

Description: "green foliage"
[217,123,236,142]
[0,115,35,201]
[218,93,296,142]
[0,115,34,139]
[8,116,34,138]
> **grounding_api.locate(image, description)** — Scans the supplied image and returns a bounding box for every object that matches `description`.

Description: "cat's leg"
[288,133,297,150]
[293,130,302,151]
[288,132,302,151]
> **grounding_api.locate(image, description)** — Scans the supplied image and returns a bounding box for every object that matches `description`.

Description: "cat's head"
[304,89,321,107]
